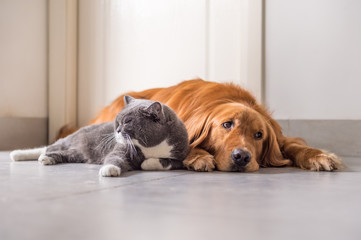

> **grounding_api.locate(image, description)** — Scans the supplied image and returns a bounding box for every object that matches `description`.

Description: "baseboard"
[0,117,48,150]
[277,120,361,157]
[1,118,359,157]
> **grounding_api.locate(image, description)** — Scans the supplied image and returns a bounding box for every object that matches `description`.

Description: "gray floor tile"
[1,151,360,240]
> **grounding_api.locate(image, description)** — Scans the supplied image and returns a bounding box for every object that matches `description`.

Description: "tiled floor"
[1,151,360,240]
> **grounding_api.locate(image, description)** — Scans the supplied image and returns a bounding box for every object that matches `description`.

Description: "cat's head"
[114,96,170,147]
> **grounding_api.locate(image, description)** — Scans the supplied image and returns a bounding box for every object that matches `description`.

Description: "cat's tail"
[10,147,47,161]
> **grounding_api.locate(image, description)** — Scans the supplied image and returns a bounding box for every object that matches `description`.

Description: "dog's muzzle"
[231,149,251,167]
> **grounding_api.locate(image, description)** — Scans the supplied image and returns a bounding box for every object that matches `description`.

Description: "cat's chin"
[115,133,127,144]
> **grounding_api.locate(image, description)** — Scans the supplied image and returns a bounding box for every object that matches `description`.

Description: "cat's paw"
[38,154,56,165]
[99,164,121,177]
[183,148,215,172]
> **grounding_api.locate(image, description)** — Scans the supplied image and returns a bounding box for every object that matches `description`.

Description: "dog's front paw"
[38,154,56,165]
[183,148,215,172]
[305,151,343,171]
[99,164,121,177]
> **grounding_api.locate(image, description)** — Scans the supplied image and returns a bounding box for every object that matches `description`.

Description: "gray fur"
[42,96,190,175]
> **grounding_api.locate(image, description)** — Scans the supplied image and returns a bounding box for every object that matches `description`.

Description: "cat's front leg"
[100,155,132,177]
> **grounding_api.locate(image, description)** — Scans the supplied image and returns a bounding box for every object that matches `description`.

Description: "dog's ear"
[185,111,213,150]
[260,123,292,167]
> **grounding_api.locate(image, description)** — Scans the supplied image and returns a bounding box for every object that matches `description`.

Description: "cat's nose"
[116,125,122,133]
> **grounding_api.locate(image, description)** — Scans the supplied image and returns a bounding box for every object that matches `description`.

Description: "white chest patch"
[141,158,172,171]
[132,139,173,159]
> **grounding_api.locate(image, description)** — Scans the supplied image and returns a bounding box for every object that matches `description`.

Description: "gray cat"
[10,96,190,177]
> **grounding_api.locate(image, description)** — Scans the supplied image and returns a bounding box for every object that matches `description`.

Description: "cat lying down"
[10,96,190,177]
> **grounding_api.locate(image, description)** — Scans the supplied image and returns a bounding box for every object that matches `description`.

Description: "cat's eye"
[124,117,133,124]
[222,121,233,129]
[254,131,263,140]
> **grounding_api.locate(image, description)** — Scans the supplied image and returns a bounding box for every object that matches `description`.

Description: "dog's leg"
[183,148,215,172]
[280,137,343,171]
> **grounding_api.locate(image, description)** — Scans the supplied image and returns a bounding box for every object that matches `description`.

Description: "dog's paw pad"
[308,151,343,171]
[99,165,121,177]
[38,154,56,165]
[185,155,215,172]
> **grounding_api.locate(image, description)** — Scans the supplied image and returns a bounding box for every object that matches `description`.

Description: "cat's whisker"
[96,133,116,153]
[99,134,111,146]
[143,134,149,145]
[95,137,106,150]
[124,136,132,155]
[139,128,149,145]
[124,134,138,160]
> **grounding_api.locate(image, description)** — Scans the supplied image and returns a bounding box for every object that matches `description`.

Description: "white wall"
[265,0,361,120]
[0,0,48,118]
[78,0,206,126]
[77,0,262,125]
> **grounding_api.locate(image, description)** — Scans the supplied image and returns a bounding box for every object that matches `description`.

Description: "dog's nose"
[231,149,251,167]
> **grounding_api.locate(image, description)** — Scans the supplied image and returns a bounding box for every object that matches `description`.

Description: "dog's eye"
[222,121,233,129]
[254,131,263,140]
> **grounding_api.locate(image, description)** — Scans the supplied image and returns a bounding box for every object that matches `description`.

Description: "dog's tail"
[10,147,47,161]
[55,124,79,140]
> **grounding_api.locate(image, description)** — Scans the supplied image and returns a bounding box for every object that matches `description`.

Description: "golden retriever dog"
[58,79,342,172]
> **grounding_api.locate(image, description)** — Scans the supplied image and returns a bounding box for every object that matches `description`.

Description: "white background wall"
[265,0,361,120]
[77,0,262,126]
[0,0,47,118]
[78,0,206,126]
[2,0,360,140]
[0,0,262,145]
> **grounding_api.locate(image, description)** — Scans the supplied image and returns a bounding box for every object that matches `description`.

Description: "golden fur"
[58,79,342,172]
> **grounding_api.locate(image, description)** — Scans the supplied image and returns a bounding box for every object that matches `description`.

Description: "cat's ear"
[146,102,162,115]
[145,102,164,121]
[124,95,135,105]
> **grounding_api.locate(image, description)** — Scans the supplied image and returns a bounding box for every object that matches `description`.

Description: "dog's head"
[187,102,291,172]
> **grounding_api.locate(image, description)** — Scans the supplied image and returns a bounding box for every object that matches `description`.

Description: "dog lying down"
[57,79,342,172]
[10,96,190,177]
